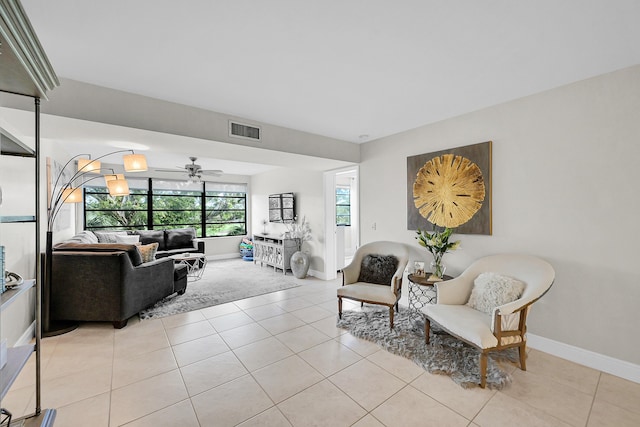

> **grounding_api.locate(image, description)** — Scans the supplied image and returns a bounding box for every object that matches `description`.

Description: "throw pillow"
[137,242,159,263]
[165,227,196,250]
[115,235,140,245]
[357,254,399,286]
[133,230,166,250]
[467,272,526,314]
[94,230,128,243]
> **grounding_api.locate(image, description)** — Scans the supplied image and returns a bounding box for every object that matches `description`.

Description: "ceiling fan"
[155,157,223,180]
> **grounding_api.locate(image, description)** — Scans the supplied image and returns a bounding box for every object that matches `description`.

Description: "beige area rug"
[139,258,299,320]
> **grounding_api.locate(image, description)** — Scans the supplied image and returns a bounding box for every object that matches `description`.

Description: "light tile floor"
[4,260,640,427]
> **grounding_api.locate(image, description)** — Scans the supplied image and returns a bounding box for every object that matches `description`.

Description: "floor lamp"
[43,150,147,337]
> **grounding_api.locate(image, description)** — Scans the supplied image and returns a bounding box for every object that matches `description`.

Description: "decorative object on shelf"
[413,261,425,277]
[415,227,460,280]
[407,141,492,235]
[286,216,312,278]
[44,149,148,336]
[413,154,485,228]
[261,219,268,234]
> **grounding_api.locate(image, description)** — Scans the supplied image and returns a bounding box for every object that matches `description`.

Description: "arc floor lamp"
[44,150,147,336]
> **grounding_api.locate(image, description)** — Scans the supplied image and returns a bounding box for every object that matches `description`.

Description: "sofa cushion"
[357,254,398,286]
[467,272,526,314]
[137,242,159,263]
[133,230,166,250]
[115,234,140,244]
[53,242,143,267]
[65,230,99,244]
[165,227,196,250]
[94,230,128,243]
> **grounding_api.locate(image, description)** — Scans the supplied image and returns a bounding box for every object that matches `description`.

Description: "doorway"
[323,166,359,280]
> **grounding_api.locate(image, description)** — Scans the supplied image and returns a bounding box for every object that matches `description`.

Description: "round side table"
[407,273,453,328]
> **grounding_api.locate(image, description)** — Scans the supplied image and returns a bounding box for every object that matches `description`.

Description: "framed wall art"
[406,141,492,235]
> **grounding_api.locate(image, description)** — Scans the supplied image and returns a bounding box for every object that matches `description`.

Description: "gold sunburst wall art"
[406,141,492,235]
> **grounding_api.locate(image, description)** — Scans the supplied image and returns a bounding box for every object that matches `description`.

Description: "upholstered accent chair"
[337,241,409,330]
[422,254,555,388]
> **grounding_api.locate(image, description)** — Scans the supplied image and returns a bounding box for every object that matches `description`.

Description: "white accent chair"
[337,241,409,330]
[422,254,555,388]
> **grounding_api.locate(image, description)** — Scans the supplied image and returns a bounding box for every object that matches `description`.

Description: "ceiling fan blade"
[154,169,188,173]
[200,170,223,176]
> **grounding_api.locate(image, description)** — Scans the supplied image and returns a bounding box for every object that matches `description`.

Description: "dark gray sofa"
[51,242,188,328]
[86,227,205,257]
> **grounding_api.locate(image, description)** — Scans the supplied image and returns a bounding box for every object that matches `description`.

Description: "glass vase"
[430,253,446,279]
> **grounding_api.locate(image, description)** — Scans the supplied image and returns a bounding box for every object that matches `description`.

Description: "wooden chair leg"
[479,352,488,389]
[389,306,394,330]
[519,343,527,371]
[424,317,431,344]
[338,297,343,319]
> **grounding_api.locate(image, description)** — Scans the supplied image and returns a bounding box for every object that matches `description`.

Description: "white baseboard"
[16,320,36,346]
[207,253,242,261]
[528,333,640,384]
[308,268,328,280]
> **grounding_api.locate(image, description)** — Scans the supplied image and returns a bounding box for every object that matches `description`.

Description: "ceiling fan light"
[78,158,101,172]
[123,153,148,172]
[107,178,130,196]
[62,187,83,203]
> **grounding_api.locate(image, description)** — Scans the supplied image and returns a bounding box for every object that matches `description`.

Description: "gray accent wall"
[360,65,640,366]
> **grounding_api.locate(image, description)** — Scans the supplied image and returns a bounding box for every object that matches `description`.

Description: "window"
[205,183,247,237]
[336,186,351,226]
[84,178,148,230]
[84,178,247,237]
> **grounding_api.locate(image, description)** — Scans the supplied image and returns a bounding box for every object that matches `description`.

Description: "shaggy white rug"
[337,307,519,389]
[140,258,299,320]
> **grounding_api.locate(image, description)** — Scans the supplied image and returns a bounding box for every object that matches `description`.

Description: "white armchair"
[422,254,555,388]
[337,241,409,330]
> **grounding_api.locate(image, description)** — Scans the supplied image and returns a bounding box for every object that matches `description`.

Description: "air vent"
[229,121,261,141]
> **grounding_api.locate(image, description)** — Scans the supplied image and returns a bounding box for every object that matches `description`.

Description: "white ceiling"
[14,0,640,174]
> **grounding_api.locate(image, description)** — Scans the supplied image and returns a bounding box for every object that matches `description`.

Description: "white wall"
[250,168,325,276]
[360,65,640,366]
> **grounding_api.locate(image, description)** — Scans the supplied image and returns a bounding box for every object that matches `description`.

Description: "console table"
[252,234,300,275]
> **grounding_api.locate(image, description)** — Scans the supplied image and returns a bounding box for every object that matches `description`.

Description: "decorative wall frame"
[406,141,492,235]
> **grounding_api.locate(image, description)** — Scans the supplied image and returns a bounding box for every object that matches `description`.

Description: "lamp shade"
[61,187,83,203]
[107,178,130,196]
[77,158,101,172]
[104,173,125,183]
[123,153,147,172]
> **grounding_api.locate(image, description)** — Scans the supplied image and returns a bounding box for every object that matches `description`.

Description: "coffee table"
[169,253,207,281]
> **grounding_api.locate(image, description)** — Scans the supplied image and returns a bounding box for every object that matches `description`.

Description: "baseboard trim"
[207,253,242,261]
[308,268,327,280]
[528,333,640,384]
[16,320,36,346]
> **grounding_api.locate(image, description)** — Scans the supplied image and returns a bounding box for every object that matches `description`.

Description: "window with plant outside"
[84,178,247,237]
[336,186,351,226]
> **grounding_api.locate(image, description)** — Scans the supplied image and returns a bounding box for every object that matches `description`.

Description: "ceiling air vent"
[229,120,261,141]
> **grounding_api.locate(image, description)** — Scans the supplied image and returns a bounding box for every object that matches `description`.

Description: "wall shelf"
[1,1,59,425]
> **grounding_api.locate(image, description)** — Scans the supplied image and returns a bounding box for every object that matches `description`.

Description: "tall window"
[84,178,247,237]
[84,178,148,230]
[205,183,247,237]
[336,186,351,226]
[152,180,203,234]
